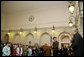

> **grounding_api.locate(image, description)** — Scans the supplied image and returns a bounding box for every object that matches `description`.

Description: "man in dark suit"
[53,37,59,56]
[70,28,83,56]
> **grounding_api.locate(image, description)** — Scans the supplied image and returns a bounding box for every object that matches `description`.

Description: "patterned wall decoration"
[12,33,21,44]
[1,27,73,48]
[25,33,34,45]
[39,32,51,46]
[3,34,9,43]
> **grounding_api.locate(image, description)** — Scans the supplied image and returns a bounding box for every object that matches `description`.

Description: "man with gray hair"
[71,28,78,34]
[70,28,83,56]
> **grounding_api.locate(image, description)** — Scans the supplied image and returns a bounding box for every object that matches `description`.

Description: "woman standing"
[23,45,27,56]
[12,44,17,56]
[27,46,32,56]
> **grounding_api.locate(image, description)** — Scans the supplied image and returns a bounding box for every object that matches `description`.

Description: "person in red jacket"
[12,44,17,56]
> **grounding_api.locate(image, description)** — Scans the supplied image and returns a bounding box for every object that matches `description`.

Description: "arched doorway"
[58,32,72,49]
[4,34,9,43]
[39,32,51,46]
[25,33,34,46]
[13,33,21,44]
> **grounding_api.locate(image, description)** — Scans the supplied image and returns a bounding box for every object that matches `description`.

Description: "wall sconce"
[19,32,22,34]
[19,28,23,34]
[68,2,75,14]
[8,30,11,35]
[34,27,37,34]
[8,32,10,35]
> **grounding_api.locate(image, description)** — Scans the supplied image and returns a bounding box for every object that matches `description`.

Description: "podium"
[42,45,52,56]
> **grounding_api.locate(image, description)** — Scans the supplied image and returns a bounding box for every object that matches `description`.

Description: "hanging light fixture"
[52,25,55,33]
[68,15,75,27]
[68,1,75,14]
[69,19,73,27]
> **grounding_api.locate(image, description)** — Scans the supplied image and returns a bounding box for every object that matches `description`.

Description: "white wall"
[1,3,72,30]
[1,13,5,30]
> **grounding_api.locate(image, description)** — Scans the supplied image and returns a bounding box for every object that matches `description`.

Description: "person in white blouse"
[16,44,23,56]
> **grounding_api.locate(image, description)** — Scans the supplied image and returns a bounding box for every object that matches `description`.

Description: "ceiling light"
[68,2,75,14]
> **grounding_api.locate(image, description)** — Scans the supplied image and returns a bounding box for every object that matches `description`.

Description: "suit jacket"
[71,32,83,56]
[53,41,59,50]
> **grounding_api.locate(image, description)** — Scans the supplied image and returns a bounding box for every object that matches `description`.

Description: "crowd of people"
[1,42,46,56]
[1,28,83,56]
[1,42,74,56]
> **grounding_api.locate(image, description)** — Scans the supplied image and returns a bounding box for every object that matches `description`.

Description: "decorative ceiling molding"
[29,15,35,22]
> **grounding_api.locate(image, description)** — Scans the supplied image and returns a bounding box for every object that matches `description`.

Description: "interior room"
[1,1,83,56]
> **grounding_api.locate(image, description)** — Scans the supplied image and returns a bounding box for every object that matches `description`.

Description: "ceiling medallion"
[29,16,34,22]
